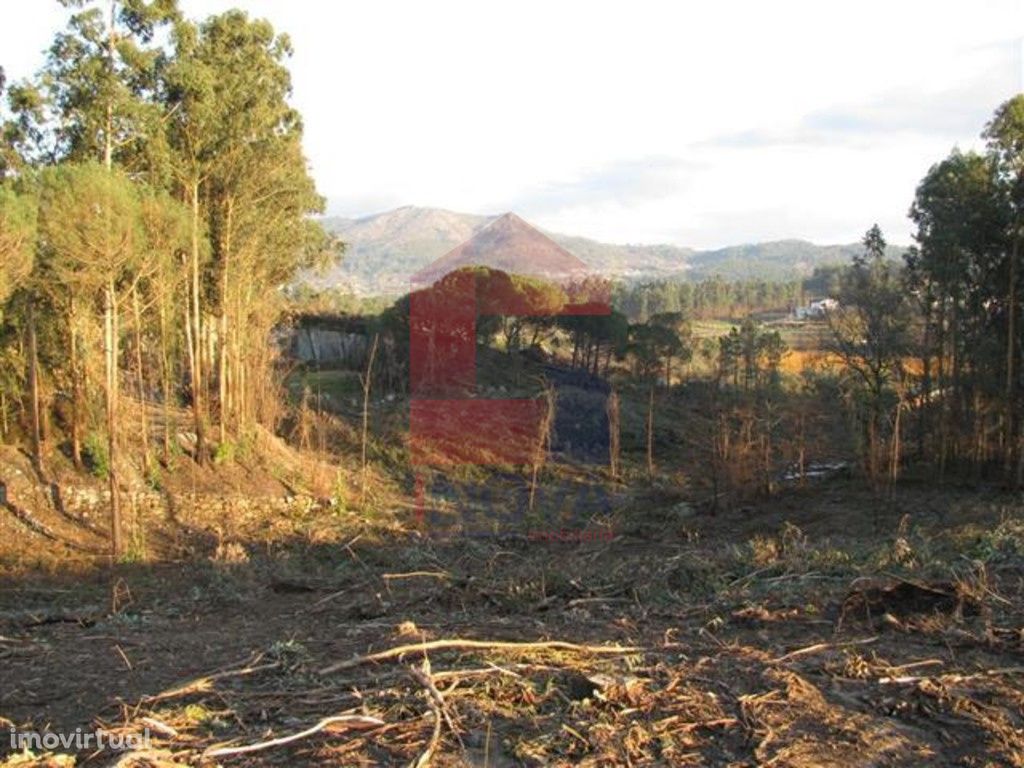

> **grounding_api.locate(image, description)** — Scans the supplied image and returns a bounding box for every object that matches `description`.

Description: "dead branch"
[203,714,384,758]
[654,716,740,734]
[770,636,878,664]
[878,666,1024,685]
[410,671,443,768]
[320,638,642,675]
[137,716,180,738]
[141,657,280,703]
[409,660,463,767]
[382,571,450,581]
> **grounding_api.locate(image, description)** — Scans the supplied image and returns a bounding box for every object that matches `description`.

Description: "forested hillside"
[316,206,898,295]
[0,1,337,555]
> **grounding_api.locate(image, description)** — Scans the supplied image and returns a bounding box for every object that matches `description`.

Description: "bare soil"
[2,460,1024,767]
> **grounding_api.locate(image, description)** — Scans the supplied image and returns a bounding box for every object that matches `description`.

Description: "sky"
[2,1,1023,248]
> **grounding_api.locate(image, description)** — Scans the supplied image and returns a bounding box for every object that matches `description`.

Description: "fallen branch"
[412,663,462,742]
[137,716,179,738]
[566,597,632,608]
[141,657,280,703]
[320,638,642,675]
[878,666,1024,685]
[203,714,384,759]
[383,571,450,581]
[410,689,443,768]
[770,636,878,664]
[409,661,463,768]
[654,716,739,734]
[431,662,537,682]
[882,658,944,675]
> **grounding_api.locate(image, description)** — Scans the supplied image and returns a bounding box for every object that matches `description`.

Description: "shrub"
[83,431,110,479]
[213,440,236,465]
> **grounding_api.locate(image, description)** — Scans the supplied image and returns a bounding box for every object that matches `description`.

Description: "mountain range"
[312,206,899,296]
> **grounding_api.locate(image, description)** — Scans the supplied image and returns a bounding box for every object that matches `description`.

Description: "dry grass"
[3,482,1024,766]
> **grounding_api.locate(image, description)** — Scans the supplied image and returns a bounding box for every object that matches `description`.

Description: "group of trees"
[614,88,1024,496]
[614,276,805,323]
[903,96,1024,482]
[827,225,911,484]
[0,1,334,554]
[716,318,786,390]
[365,267,699,392]
[5,4,1022,554]
[821,95,1024,486]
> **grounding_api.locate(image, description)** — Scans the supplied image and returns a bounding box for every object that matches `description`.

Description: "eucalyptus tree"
[0,185,36,305]
[31,0,180,169]
[37,162,142,556]
[2,1,175,491]
[0,184,37,447]
[164,10,328,442]
[137,188,191,465]
[908,149,1008,472]
[983,95,1024,477]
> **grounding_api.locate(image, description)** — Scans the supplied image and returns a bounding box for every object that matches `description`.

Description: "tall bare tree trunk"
[867,405,878,486]
[131,286,151,474]
[104,282,122,558]
[189,181,205,464]
[219,307,228,444]
[1006,229,1019,481]
[937,299,949,482]
[797,410,806,487]
[646,385,655,479]
[218,197,233,443]
[68,302,82,468]
[607,389,620,480]
[918,310,931,464]
[890,399,902,485]
[234,292,245,427]
[181,262,196,454]
[360,334,379,503]
[158,294,171,464]
[235,302,247,428]
[529,383,555,514]
[27,304,42,478]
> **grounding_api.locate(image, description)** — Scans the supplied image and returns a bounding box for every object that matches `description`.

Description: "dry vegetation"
[3,444,1024,767]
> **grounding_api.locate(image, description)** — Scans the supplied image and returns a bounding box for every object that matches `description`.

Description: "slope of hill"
[319,206,493,295]
[687,240,904,282]
[411,213,590,286]
[312,206,899,296]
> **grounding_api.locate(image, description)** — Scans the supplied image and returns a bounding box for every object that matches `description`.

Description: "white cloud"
[2,0,1022,247]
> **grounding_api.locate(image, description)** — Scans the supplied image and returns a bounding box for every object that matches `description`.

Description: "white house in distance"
[794,297,838,320]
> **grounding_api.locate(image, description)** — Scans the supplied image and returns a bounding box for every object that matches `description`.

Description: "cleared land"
[2,451,1023,766]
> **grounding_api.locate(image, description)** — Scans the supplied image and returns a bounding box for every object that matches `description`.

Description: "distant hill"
[311,206,902,296]
[687,240,903,282]
[318,206,492,295]
[411,213,590,286]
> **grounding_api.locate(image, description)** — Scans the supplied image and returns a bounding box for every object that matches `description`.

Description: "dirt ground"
[2,462,1024,767]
